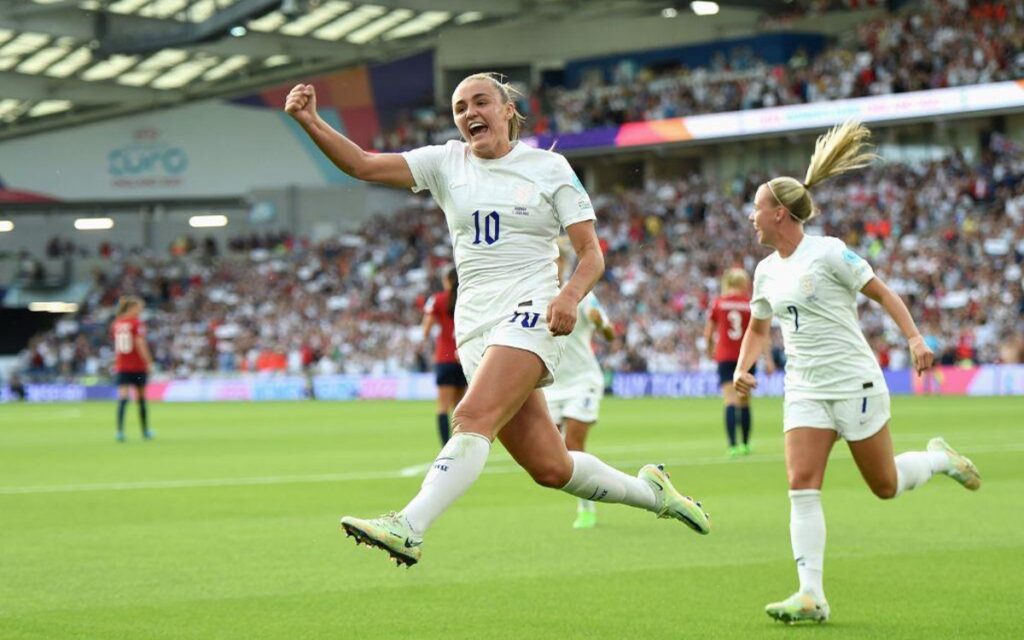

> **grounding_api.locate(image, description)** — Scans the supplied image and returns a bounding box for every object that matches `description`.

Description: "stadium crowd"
[15,141,1024,381]
[373,0,1024,150]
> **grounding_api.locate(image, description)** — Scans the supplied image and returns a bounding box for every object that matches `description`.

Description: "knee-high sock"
[401,432,490,535]
[895,451,950,496]
[790,489,826,600]
[724,406,737,446]
[739,406,751,444]
[436,413,450,445]
[116,399,128,432]
[138,398,148,431]
[560,451,656,510]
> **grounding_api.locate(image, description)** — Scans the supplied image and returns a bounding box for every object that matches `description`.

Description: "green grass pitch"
[2,396,1022,639]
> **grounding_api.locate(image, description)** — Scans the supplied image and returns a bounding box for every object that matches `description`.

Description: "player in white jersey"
[285,72,709,568]
[545,249,616,529]
[732,121,981,624]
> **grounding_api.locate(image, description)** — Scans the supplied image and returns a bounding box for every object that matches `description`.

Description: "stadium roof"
[0,0,531,140]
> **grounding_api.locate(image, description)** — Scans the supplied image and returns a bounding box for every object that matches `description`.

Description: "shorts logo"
[509,311,540,328]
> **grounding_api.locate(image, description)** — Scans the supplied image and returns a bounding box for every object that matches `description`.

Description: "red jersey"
[425,291,458,364]
[111,316,148,372]
[709,294,751,362]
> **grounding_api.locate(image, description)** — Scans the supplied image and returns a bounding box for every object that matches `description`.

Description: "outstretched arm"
[860,277,934,374]
[285,84,415,188]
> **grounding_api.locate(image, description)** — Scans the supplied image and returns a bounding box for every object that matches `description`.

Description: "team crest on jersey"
[799,274,817,301]
[512,182,536,206]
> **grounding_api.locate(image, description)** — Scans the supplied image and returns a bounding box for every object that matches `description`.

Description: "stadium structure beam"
[365,0,522,15]
[0,6,350,60]
[0,69,175,104]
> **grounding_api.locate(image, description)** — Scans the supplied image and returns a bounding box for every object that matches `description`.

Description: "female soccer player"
[703,268,771,457]
[111,295,153,442]
[733,121,981,623]
[422,267,467,445]
[285,72,710,567]
[545,249,616,529]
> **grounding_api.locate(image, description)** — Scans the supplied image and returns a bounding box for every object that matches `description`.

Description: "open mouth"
[468,121,488,139]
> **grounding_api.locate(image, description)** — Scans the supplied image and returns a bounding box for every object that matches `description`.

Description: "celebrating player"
[422,267,467,445]
[545,247,616,529]
[111,295,154,442]
[733,121,981,624]
[285,72,710,567]
[703,267,772,457]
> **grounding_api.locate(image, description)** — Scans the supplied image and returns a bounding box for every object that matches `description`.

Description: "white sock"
[400,432,491,535]
[789,489,826,600]
[561,451,657,510]
[895,451,948,495]
[577,498,595,513]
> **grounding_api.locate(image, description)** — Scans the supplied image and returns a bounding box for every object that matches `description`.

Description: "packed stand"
[373,0,1024,149]
[15,144,1024,381]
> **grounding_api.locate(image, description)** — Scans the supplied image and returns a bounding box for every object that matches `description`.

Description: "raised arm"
[733,316,772,398]
[284,84,415,189]
[860,277,934,374]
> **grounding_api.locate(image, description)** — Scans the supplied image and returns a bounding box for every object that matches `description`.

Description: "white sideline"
[1,442,1020,496]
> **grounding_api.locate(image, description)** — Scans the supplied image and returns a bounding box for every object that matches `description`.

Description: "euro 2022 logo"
[108,128,188,186]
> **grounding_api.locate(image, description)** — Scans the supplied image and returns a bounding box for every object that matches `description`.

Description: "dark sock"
[117,399,127,432]
[437,413,450,445]
[138,398,148,432]
[725,405,737,447]
[739,406,751,444]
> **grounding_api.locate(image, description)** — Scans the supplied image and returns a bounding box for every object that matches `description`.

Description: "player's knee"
[787,469,821,490]
[530,462,572,489]
[451,403,495,438]
[871,480,898,500]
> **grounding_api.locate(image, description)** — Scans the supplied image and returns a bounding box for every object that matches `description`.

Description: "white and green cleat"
[637,464,710,535]
[340,512,422,568]
[927,437,981,491]
[765,591,830,624]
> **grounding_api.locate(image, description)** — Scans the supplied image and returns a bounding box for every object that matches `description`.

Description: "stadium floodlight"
[74,217,114,230]
[189,214,228,228]
[690,1,720,16]
[0,220,13,232]
[28,302,79,313]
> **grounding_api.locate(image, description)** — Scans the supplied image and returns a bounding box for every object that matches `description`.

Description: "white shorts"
[783,393,891,442]
[545,384,602,424]
[457,312,564,388]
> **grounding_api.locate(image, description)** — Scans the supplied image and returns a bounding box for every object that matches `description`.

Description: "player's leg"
[500,391,709,534]
[767,399,836,624]
[722,383,739,457]
[843,395,979,496]
[737,390,752,455]
[341,345,540,565]
[563,417,597,528]
[435,384,455,445]
[115,382,129,442]
[136,377,152,440]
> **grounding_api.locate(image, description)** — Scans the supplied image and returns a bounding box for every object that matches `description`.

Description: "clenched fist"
[284,84,318,125]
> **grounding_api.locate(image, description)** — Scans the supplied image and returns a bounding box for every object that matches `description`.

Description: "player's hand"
[546,293,577,336]
[601,325,615,341]
[908,336,934,374]
[733,371,757,398]
[284,84,318,125]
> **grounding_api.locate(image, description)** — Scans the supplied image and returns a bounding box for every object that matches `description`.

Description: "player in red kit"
[111,295,154,442]
[421,267,467,445]
[704,268,772,457]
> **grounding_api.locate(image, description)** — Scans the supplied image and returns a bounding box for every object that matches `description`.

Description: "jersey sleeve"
[750,264,773,319]
[423,294,437,315]
[825,239,876,292]
[550,156,596,229]
[401,143,451,195]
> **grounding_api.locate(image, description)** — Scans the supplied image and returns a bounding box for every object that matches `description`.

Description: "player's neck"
[774,229,805,259]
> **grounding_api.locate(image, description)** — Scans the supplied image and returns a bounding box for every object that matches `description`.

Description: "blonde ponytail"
[766,120,877,222]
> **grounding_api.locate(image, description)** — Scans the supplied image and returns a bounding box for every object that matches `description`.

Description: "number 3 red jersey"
[710,294,751,362]
[111,316,147,372]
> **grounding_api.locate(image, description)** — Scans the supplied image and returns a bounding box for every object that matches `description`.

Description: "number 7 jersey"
[750,235,887,400]
[403,141,596,346]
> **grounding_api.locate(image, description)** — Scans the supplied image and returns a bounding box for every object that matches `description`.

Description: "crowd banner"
[3,366,1023,403]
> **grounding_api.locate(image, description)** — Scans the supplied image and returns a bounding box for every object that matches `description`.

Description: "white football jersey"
[751,234,887,400]
[403,141,596,345]
[546,293,607,400]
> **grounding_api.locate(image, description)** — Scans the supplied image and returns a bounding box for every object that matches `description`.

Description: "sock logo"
[587,488,608,501]
[432,456,454,472]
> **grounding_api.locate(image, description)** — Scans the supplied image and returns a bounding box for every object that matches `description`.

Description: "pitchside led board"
[2,79,1023,203]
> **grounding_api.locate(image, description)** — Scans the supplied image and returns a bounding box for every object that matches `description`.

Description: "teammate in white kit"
[732,121,981,623]
[285,72,709,567]
[545,248,616,529]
